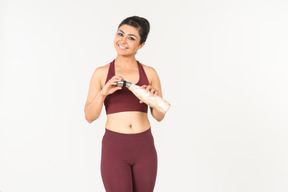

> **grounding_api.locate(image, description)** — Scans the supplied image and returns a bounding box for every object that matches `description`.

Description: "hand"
[139,85,159,103]
[100,75,123,96]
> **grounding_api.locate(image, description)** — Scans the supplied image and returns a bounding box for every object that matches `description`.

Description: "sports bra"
[104,59,149,114]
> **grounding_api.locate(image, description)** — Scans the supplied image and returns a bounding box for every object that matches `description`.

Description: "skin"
[84,24,165,133]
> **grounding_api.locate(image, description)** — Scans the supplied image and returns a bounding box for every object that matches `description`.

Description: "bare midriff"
[106,112,151,134]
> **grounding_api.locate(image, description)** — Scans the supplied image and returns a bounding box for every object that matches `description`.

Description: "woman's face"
[114,24,145,57]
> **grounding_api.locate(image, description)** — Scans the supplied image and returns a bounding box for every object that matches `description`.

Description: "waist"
[106,111,150,134]
[104,127,152,140]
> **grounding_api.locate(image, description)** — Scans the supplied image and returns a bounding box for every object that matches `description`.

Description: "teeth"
[119,45,127,49]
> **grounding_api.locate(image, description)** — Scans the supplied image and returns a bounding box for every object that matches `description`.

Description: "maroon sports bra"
[104,59,149,114]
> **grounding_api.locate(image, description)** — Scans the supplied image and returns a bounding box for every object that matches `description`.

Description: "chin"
[117,53,134,57]
[116,50,134,57]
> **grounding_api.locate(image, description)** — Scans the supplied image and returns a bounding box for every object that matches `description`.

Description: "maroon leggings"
[101,128,158,192]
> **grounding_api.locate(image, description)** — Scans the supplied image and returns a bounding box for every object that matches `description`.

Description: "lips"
[118,45,127,50]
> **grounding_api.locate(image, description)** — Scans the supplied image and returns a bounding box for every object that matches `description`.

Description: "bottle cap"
[117,80,131,88]
[117,80,125,87]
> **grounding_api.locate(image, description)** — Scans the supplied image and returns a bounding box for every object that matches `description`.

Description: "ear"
[138,42,145,50]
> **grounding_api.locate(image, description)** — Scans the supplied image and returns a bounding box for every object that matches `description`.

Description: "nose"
[119,36,127,44]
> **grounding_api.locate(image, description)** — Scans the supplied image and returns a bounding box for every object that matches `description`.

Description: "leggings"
[101,128,158,192]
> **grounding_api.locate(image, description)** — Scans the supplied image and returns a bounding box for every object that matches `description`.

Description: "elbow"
[155,116,164,122]
[86,118,94,124]
[85,116,94,123]
[85,115,99,124]
[152,111,165,122]
[85,111,100,124]
[84,105,102,123]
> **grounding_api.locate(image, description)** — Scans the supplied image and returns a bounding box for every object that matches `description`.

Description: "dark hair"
[118,16,150,45]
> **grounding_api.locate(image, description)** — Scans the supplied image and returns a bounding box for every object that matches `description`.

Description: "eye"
[128,37,135,41]
[117,32,123,36]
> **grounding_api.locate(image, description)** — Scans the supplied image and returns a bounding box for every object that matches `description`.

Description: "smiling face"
[113,24,145,57]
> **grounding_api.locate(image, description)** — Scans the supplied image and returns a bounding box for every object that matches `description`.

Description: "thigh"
[101,157,133,192]
[101,134,133,192]
[132,140,158,192]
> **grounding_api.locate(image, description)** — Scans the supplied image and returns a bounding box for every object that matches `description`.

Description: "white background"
[1,0,288,191]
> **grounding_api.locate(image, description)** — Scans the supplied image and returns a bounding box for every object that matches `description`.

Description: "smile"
[118,45,128,50]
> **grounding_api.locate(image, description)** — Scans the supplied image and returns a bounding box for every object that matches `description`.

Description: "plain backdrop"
[1,0,288,191]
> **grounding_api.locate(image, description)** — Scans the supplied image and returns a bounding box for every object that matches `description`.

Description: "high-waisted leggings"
[101,128,158,192]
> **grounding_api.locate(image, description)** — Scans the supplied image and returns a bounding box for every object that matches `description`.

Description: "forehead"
[118,24,140,36]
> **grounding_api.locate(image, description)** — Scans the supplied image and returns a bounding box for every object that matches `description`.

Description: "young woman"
[84,16,166,192]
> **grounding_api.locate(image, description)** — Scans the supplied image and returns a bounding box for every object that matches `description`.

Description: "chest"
[115,66,140,84]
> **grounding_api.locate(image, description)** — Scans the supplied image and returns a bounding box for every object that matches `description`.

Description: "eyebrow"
[119,30,137,38]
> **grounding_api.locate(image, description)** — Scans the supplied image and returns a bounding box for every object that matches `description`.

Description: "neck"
[115,55,137,67]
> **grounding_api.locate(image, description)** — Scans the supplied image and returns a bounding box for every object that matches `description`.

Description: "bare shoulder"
[93,63,109,76]
[142,64,157,78]
[141,63,162,96]
[93,63,109,77]
[90,63,110,87]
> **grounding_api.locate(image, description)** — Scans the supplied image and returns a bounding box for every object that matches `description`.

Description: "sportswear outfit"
[101,60,158,192]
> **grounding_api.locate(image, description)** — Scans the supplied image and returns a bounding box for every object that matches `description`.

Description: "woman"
[84,16,166,192]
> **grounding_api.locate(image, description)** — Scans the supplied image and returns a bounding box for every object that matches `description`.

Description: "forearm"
[151,107,165,122]
[85,92,106,123]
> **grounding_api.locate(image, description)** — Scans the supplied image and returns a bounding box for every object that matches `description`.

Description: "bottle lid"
[117,80,131,88]
[117,80,125,87]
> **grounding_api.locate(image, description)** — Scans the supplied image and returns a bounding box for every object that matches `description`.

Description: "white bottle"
[117,80,171,114]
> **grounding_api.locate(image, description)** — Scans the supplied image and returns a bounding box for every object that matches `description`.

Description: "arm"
[84,67,122,123]
[142,67,166,122]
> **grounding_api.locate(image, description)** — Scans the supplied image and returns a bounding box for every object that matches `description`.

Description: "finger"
[114,76,123,83]
[151,88,159,96]
[149,89,154,96]
[145,85,151,92]
[109,77,122,85]
[150,89,156,96]
[148,87,156,96]
[109,81,118,86]
[108,78,117,84]
[110,86,122,94]
[117,76,123,81]
[112,75,122,81]
[153,89,158,94]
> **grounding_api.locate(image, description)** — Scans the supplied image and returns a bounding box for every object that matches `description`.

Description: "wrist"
[99,90,107,98]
